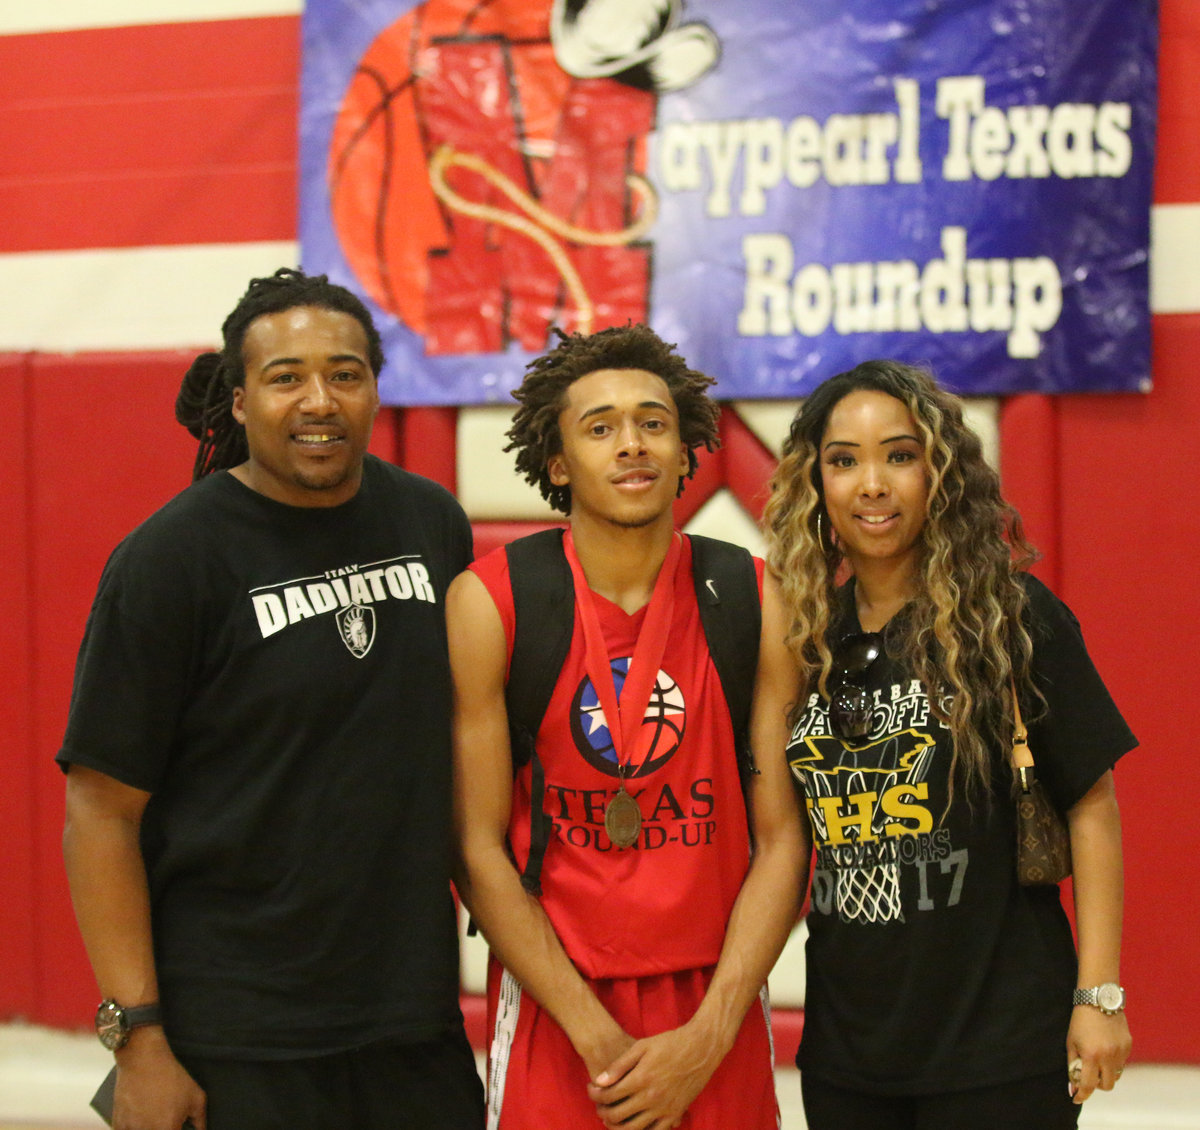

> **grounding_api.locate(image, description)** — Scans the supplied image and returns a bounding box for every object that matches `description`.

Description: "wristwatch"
[94,999,162,1050]
[1072,983,1126,1015]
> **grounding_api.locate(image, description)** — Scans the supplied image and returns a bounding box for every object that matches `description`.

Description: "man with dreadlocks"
[448,324,806,1129]
[58,269,483,1130]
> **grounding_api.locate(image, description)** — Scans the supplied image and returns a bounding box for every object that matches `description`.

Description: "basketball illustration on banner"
[328,0,719,356]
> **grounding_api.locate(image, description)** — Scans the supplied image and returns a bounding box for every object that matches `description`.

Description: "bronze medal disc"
[604,788,643,849]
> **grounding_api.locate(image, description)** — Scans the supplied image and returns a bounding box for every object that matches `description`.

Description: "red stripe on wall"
[0,17,300,253]
[998,394,1061,589]
[1053,311,1200,1061]
[721,407,779,524]
[27,352,199,1025]
[0,355,38,1019]
[399,407,458,494]
[0,13,1180,237]
[1155,0,1200,203]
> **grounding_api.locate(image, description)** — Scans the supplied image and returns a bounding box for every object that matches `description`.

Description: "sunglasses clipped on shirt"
[828,631,884,742]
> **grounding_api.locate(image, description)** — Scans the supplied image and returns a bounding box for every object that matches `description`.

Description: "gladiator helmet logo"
[337,602,376,658]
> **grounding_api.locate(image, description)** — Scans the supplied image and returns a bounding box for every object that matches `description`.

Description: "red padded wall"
[23,353,198,1024]
[1155,1,1200,204]
[0,19,297,254]
[1,355,38,1018]
[1054,316,1200,1061]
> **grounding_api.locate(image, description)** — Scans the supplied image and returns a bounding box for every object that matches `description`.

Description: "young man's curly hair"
[506,324,721,514]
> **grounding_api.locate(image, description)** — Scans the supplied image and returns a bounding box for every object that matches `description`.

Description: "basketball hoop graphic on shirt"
[790,730,936,924]
[337,603,376,658]
[570,658,686,777]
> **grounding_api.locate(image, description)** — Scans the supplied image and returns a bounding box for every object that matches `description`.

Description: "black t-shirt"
[785,575,1136,1094]
[58,456,473,1059]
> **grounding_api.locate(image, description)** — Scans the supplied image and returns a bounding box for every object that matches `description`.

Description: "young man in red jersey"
[449,324,806,1129]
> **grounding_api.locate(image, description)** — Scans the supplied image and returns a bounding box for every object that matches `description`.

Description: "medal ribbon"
[563,530,682,777]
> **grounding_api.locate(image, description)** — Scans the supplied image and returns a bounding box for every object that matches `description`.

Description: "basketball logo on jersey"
[570,658,686,777]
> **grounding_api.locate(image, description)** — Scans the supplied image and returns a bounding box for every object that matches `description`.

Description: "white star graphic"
[582,702,611,737]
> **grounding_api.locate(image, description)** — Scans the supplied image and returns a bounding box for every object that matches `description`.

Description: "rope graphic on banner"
[428,144,658,335]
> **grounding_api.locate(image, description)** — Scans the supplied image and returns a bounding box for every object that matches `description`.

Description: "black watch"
[95,999,162,1050]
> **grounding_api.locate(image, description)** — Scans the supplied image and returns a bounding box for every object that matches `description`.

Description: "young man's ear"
[548,454,569,487]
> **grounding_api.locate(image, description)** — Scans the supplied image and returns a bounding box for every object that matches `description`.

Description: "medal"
[604,784,643,849]
[565,530,681,850]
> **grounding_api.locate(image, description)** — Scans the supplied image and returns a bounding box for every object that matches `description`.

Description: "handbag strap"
[1009,677,1036,791]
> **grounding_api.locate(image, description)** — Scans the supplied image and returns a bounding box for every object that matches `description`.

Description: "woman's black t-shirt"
[786,574,1135,1093]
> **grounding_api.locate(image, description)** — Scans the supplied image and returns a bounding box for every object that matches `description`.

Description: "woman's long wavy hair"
[763,360,1039,805]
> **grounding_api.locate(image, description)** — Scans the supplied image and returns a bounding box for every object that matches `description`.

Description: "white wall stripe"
[0,242,298,352]
[457,406,558,520]
[683,489,766,557]
[0,0,300,35]
[1150,203,1200,316]
[0,203,1192,353]
[767,918,808,1009]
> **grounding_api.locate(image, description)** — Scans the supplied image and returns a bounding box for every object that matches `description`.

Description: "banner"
[300,0,1157,404]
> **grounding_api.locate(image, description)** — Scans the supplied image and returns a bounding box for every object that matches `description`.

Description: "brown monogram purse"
[1010,682,1072,886]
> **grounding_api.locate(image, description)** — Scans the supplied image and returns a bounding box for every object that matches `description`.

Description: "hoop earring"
[817,508,839,553]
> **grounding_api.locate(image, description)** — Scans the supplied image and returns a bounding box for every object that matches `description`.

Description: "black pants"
[181,1028,485,1130]
[801,1069,1081,1130]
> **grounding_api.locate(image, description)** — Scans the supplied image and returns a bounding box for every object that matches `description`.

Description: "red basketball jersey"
[471,534,762,979]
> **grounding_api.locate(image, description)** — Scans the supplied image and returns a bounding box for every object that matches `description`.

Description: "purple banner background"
[300,0,1157,404]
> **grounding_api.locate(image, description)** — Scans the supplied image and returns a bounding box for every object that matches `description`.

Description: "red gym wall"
[2,7,1197,1063]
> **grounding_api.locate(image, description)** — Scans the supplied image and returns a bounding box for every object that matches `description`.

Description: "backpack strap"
[504,529,573,894]
[689,534,763,791]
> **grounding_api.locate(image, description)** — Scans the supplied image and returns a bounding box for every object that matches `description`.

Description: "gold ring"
[1068,1058,1083,1083]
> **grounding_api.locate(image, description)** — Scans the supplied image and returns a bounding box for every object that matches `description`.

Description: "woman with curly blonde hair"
[764,360,1134,1129]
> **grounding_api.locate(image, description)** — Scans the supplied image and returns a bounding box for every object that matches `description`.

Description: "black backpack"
[504,528,762,895]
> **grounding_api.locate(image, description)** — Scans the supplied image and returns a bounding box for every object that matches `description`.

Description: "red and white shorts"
[485,957,779,1130]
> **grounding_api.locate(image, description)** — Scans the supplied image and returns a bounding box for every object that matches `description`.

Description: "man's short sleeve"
[57,538,195,793]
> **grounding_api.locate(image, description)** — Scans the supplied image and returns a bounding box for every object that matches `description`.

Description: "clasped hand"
[586,1024,723,1130]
